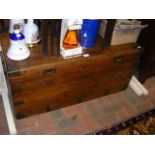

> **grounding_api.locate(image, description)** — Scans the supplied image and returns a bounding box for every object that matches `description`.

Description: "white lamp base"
[7,46,30,61]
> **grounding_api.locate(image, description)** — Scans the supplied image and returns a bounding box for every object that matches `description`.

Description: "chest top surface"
[1,33,139,74]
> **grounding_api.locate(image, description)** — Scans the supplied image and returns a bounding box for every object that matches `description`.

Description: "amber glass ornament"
[63,30,79,50]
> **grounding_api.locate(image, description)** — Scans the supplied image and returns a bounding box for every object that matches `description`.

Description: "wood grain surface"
[1,33,140,118]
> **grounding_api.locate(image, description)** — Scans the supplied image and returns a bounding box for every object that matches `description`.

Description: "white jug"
[23,19,40,47]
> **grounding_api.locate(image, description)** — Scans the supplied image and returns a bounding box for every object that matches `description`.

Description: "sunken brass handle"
[115,55,125,62]
[43,68,56,75]
[14,100,24,106]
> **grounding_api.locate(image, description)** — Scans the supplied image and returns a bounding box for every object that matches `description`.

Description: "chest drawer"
[12,58,138,118]
[9,49,139,89]
[13,74,131,118]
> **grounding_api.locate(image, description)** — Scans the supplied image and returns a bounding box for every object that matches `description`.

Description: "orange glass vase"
[63,30,79,50]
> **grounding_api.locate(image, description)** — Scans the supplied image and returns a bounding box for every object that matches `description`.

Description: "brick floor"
[0,77,155,135]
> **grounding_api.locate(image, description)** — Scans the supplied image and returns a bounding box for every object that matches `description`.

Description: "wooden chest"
[1,34,140,119]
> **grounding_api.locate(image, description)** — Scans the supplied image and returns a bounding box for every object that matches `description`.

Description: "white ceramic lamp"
[7,24,30,61]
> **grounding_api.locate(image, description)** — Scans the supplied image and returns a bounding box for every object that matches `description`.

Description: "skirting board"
[129,76,149,96]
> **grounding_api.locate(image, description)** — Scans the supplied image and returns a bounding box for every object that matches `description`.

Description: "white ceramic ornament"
[23,19,40,47]
[7,24,30,61]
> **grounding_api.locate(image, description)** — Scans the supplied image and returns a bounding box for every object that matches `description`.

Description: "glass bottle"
[63,30,79,50]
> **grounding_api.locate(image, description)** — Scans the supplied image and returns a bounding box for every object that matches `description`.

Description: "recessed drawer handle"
[43,68,56,75]
[115,55,125,62]
[14,100,24,106]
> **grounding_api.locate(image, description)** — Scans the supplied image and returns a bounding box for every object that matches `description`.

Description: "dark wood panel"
[9,54,138,87]
[137,19,155,83]
[10,61,137,94]
[14,78,130,118]
[12,62,137,118]
[12,68,135,99]
[6,51,138,80]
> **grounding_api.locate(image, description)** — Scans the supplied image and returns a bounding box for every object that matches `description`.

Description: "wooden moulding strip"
[129,76,149,96]
[129,79,143,96]
[132,76,149,95]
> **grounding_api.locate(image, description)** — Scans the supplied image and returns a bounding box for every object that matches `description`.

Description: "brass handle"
[14,100,24,106]
[43,68,56,75]
[115,55,125,62]
[12,87,23,93]
[104,90,109,95]
[46,106,51,112]
[9,71,21,77]
[77,97,82,103]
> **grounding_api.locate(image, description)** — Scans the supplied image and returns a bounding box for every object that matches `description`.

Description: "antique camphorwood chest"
[1,33,140,119]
